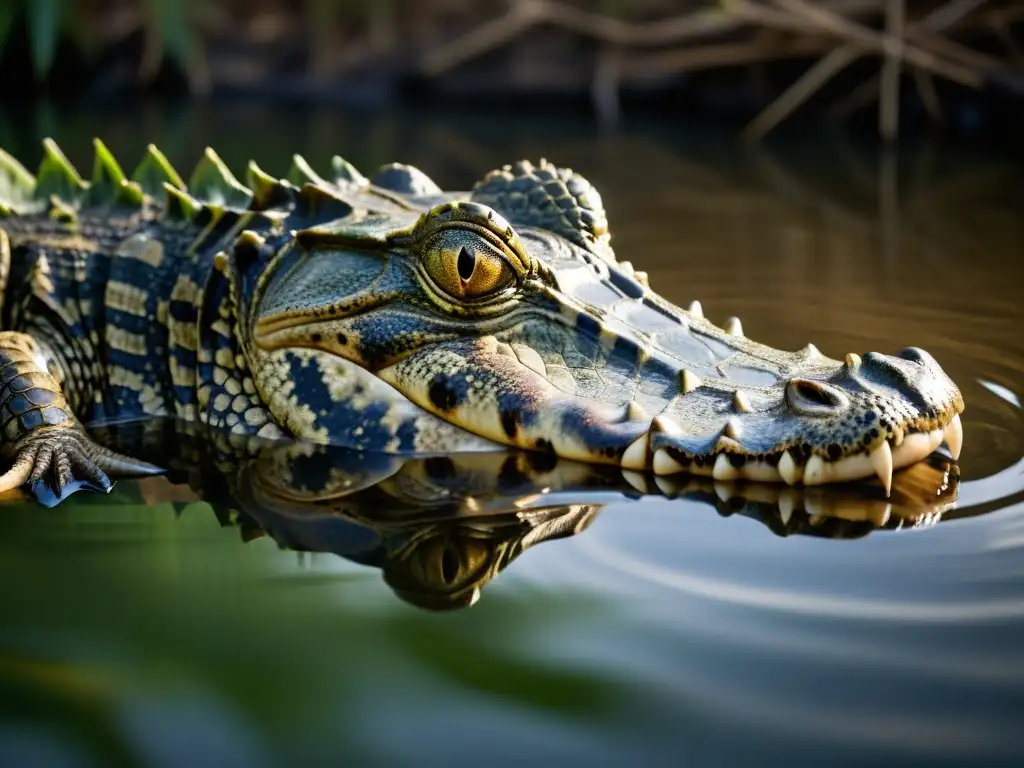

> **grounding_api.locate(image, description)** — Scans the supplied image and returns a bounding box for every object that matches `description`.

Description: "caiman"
[0,139,964,505]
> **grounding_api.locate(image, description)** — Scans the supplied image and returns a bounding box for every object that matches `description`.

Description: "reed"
[0,0,1019,139]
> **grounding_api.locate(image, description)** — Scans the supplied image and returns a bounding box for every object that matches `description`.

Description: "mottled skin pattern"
[0,138,964,505]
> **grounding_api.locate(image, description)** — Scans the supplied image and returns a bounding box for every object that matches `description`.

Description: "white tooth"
[778,450,800,486]
[799,343,821,359]
[870,440,893,496]
[652,415,683,436]
[943,414,963,460]
[621,436,649,470]
[845,353,862,369]
[928,428,944,451]
[733,390,753,414]
[804,454,826,485]
[619,260,635,276]
[625,401,649,422]
[621,469,649,494]
[681,370,702,393]
[724,316,744,336]
[634,271,649,287]
[723,418,742,441]
[713,453,739,481]
[688,300,704,319]
[653,448,686,476]
[778,490,796,525]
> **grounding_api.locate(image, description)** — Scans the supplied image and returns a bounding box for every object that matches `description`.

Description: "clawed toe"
[1,426,161,507]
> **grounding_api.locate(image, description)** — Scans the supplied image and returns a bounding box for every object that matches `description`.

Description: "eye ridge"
[457,246,476,282]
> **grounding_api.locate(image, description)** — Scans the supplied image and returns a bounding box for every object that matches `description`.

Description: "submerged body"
[0,139,964,504]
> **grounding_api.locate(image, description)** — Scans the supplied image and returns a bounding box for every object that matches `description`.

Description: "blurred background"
[1,0,1023,139]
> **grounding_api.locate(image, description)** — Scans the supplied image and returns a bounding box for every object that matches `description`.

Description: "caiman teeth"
[779,450,800,486]
[724,317,743,337]
[713,453,738,481]
[653,447,686,475]
[688,300,703,319]
[800,343,822,359]
[845,353,862,369]
[943,413,963,460]
[870,440,894,496]
[621,435,649,470]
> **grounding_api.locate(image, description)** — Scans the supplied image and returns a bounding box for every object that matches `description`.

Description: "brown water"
[1,103,1023,766]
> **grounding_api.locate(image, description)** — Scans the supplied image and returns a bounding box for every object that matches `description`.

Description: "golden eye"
[422,229,516,300]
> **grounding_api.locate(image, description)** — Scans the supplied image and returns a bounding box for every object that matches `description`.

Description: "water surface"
[1,104,1023,766]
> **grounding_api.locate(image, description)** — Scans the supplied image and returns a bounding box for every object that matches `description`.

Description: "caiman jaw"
[628,410,963,496]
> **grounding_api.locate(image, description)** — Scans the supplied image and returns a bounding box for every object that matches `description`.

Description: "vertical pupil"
[457,247,476,282]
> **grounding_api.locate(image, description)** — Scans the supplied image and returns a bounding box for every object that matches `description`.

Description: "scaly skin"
[0,139,964,505]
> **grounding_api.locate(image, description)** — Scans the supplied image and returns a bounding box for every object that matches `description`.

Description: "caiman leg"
[0,332,156,504]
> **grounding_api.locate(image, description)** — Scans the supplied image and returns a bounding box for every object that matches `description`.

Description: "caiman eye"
[422,229,516,300]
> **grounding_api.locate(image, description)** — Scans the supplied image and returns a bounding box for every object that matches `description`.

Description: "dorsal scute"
[370,163,442,196]
[34,138,88,207]
[470,158,612,259]
[0,146,39,216]
[247,160,297,213]
[188,147,252,209]
[132,144,186,198]
[89,138,144,208]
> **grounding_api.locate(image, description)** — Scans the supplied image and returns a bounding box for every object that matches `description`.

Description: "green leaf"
[144,0,195,74]
[26,0,64,80]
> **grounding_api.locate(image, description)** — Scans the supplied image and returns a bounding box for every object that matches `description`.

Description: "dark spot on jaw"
[534,438,555,453]
[525,449,558,473]
[827,443,842,461]
[666,448,691,467]
[310,332,322,343]
[498,455,528,488]
[728,453,747,468]
[424,456,455,480]
[428,375,460,411]
[765,452,782,467]
[336,333,348,346]
[500,410,518,439]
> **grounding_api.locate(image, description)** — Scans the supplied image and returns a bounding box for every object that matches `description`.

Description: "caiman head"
[248,159,964,495]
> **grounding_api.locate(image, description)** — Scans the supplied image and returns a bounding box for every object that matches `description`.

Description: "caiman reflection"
[93,422,962,612]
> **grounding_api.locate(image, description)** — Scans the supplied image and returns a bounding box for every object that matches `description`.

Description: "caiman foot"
[0,425,163,506]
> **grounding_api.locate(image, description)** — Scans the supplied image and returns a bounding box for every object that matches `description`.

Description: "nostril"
[897,346,933,366]
[785,378,848,415]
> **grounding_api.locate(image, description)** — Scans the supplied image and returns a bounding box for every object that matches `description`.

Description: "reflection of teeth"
[714,481,733,503]
[621,469,649,494]
[943,414,963,460]
[778,489,796,525]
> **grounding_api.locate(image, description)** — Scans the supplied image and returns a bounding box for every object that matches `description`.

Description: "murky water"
[1,103,1023,766]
